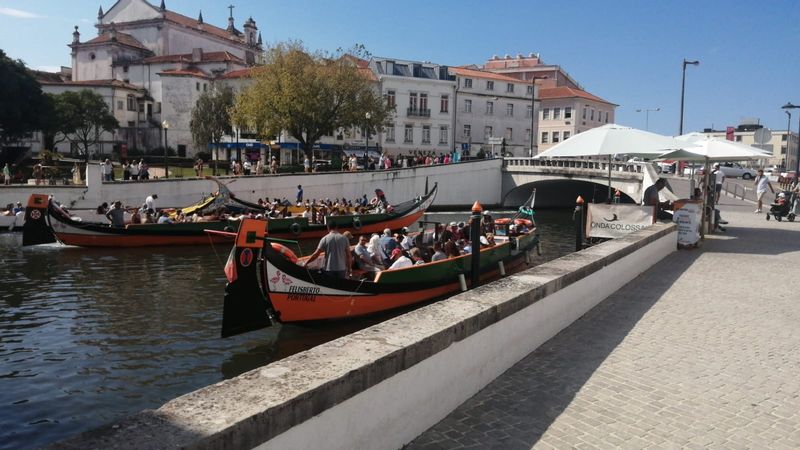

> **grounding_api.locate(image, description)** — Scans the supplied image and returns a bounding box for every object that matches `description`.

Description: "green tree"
[0,50,50,148]
[233,42,393,160]
[190,84,234,174]
[51,89,119,162]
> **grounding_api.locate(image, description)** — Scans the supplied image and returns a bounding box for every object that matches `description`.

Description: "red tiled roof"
[158,67,211,79]
[38,78,142,90]
[539,86,616,106]
[450,67,524,83]
[219,67,261,79]
[83,31,149,51]
[164,10,243,42]
[142,51,244,64]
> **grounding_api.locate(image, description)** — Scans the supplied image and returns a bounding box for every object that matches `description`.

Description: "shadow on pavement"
[407,248,701,449]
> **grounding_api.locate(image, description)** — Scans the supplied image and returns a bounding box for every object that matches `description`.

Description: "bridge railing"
[503,157,647,174]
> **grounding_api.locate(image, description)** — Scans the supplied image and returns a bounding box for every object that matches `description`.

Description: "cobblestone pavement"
[408,197,800,449]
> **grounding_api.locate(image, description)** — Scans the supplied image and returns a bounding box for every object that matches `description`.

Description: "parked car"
[718,162,757,180]
[763,165,787,179]
[683,164,705,176]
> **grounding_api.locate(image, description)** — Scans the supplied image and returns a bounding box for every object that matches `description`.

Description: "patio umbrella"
[656,133,771,237]
[535,124,693,201]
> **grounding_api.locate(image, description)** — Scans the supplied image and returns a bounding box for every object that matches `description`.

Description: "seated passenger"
[409,248,425,265]
[431,241,447,262]
[387,248,413,270]
[354,235,382,272]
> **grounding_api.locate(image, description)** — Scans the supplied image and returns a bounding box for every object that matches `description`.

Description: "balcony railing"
[407,107,431,118]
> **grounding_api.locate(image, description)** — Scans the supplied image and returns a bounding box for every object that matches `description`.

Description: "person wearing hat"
[388,248,413,270]
[12,202,24,215]
[711,163,725,204]
[106,200,126,227]
[400,226,414,250]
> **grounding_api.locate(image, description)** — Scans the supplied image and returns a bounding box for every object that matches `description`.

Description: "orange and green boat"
[21,184,437,248]
[220,210,540,338]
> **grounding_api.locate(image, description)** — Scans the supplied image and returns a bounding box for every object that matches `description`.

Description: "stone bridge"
[501,157,657,208]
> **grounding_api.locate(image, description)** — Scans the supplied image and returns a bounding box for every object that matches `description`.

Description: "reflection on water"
[0,209,573,449]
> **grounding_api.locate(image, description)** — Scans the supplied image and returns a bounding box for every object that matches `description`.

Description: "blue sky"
[2,0,799,136]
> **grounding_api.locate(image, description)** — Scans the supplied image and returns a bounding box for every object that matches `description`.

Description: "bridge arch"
[503,179,637,208]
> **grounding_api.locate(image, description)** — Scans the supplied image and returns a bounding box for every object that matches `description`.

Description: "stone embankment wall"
[48,223,676,450]
[0,159,503,211]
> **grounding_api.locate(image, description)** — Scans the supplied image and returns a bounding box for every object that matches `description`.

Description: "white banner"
[586,204,655,239]
[673,202,701,247]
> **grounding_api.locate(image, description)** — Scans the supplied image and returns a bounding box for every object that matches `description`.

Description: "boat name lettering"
[287,285,320,302]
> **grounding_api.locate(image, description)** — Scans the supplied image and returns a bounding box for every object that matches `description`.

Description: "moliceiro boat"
[221,209,540,338]
[21,185,437,248]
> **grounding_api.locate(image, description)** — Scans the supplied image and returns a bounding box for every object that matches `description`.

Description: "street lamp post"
[785,110,792,169]
[635,107,660,131]
[679,59,699,135]
[364,112,371,170]
[161,120,169,178]
[782,102,800,177]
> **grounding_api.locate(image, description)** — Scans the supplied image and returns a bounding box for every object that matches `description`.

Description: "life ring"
[352,217,362,230]
[514,219,533,228]
[494,217,512,225]
[289,222,302,236]
[270,243,298,263]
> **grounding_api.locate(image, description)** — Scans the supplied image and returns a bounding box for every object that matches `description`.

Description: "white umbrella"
[535,124,693,201]
[535,124,692,158]
[657,132,772,161]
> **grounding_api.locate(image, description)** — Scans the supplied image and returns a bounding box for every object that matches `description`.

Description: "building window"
[420,93,428,112]
[386,90,396,108]
[464,99,472,113]
[541,132,549,144]
[127,95,136,111]
[196,82,200,91]
[404,124,414,143]
[440,95,449,113]
[565,107,572,119]
[543,108,550,120]
[505,127,513,141]
[506,83,514,93]
[464,78,473,88]
[117,100,123,110]
[486,101,493,115]
[123,65,129,73]
[409,92,418,111]
[605,112,609,123]
[582,108,587,119]
[527,85,534,95]
[552,131,560,143]
[563,131,571,140]
[439,126,448,144]
[486,80,494,91]
[422,125,431,144]
[89,53,96,60]
[463,124,471,139]
[203,83,207,92]
[386,125,395,142]
[526,105,532,118]
[735,135,742,142]
[554,108,561,119]
[782,134,788,142]
[525,128,531,142]
[590,109,595,121]
[484,126,493,140]
[127,121,135,127]
[506,104,514,117]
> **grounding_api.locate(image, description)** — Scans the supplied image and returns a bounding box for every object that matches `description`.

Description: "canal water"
[0,209,575,449]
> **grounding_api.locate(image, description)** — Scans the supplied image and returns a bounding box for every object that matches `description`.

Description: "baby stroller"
[766,191,796,222]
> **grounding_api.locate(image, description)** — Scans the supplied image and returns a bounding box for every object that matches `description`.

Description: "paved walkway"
[408,196,800,449]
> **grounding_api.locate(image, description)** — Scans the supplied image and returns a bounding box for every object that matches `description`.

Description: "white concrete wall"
[0,160,504,210]
[261,228,676,450]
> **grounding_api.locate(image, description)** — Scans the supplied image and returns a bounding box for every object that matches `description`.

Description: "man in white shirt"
[145,194,158,212]
[753,168,774,213]
[388,248,412,270]
[712,163,725,204]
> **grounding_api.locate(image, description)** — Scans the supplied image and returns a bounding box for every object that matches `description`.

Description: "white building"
[369,57,455,156]
[701,122,799,170]
[450,67,537,157]
[30,0,262,158]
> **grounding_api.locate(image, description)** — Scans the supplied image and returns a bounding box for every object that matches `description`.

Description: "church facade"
[33,0,262,158]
